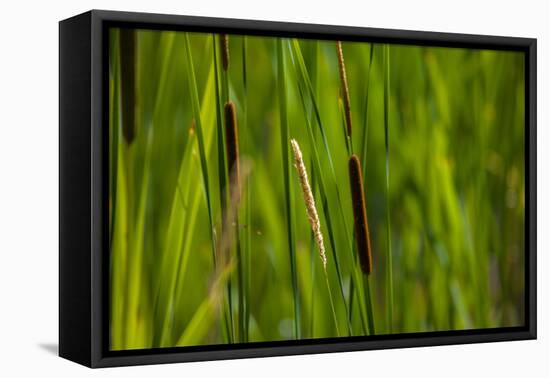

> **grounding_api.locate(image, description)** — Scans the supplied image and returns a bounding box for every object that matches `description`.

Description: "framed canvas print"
[59,10,537,368]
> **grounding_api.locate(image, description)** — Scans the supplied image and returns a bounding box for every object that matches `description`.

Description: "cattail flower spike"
[290,139,327,270]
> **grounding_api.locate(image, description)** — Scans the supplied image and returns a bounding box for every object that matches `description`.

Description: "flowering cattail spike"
[290,139,327,270]
[120,29,137,144]
[348,154,373,274]
[224,101,240,198]
[220,34,230,71]
[337,41,352,138]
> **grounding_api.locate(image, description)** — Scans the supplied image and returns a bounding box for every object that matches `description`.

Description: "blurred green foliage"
[109,28,525,351]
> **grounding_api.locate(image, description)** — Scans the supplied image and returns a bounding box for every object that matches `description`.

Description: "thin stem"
[242,35,251,343]
[324,272,340,337]
[383,44,394,333]
[213,34,234,344]
[183,33,216,264]
[277,39,300,339]
[363,274,376,335]
[361,44,374,176]
[236,221,245,342]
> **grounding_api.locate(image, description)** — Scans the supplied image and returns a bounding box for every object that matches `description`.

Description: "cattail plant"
[290,139,339,335]
[337,41,352,140]
[290,139,327,269]
[217,161,252,271]
[349,154,376,335]
[220,34,230,71]
[119,29,137,144]
[348,154,373,274]
[224,100,246,343]
[224,101,241,198]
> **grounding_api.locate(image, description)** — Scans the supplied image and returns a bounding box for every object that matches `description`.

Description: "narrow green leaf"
[383,44,394,333]
[277,38,300,339]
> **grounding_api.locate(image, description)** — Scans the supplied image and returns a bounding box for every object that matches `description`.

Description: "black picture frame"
[59,9,537,368]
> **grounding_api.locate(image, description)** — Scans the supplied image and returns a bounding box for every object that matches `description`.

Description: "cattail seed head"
[220,34,230,71]
[290,139,327,270]
[337,41,352,138]
[120,29,137,144]
[348,154,373,275]
[224,101,240,197]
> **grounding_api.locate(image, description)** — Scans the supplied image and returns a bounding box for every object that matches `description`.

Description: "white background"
[0,0,546,376]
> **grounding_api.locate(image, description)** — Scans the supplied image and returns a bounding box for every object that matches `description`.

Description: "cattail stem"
[220,34,230,71]
[220,34,230,103]
[224,100,245,342]
[348,154,376,334]
[337,41,352,140]
[348,155,373,274]
[363,272,376,334]
[213,34,234,343]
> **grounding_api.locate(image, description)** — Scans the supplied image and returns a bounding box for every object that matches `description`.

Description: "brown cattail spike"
[224,101,240,197]
[220,34,230,71]
[348,154,373,274]
[120,29,137,144]
[337,41,352,138]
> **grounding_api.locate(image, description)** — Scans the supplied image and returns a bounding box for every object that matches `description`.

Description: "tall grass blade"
[348,154,376,335]
[242,35,252,342]
[277,39,300,339]
[225,101,245,342]
[183,33,217,263]
[213,34,234,343]
[126,129,154,348]
[360,44,374,175]
[176,262,235,346]
[383,44,394,333]
[156,58,218,347]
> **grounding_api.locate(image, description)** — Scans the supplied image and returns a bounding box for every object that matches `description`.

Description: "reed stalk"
[241,35,252,342]
[220,34,230,101]
[183,33,217,264]
[220,34,230,71]
[213,34,234,343]
[348,155,373,274]
[224,100,245,342]
[360,44,374,176]
[383,44,394,333]
[337,41,353,151]
[348,154,376,334]
[277,39,300,339]
[291,139,340,336]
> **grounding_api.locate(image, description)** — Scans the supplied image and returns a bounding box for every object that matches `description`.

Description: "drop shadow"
[38,343,58,356]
